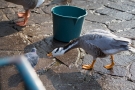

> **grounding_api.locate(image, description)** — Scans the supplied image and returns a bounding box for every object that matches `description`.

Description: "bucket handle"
[73,9,87,25]
[72,16,82,25]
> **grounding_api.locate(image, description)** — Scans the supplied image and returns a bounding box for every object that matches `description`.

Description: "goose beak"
[47,52,53,58]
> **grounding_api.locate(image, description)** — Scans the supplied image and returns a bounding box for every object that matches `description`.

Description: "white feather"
[52,47,65,57]
[103,49,123,55]
[36,0,45,7]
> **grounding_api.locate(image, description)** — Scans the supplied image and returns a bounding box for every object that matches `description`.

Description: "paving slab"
[85,11,115,24]
[96,7,134,20]
[98,75,135,90]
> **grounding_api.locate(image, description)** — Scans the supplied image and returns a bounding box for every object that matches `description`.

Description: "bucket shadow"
[0,21,23,37]
[24,36,68,58]
[43,69,102,90]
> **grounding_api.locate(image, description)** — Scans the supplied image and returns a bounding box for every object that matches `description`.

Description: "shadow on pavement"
[24,36,68,58]
[8,69,102,90]
[43,69,102,90]
[8,73,23,87]
[0,21,23,37]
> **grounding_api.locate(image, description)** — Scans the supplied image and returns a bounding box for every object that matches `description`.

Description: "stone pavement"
[0,0,135,90]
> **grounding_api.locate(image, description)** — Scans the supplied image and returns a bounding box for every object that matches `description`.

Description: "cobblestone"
[0,0,135,90]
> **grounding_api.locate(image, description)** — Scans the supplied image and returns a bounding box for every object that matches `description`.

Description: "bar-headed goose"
[47,29,135,70]
[5,0,45,26]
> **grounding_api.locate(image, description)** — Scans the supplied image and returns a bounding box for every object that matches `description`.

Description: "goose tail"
[125,37,135,40]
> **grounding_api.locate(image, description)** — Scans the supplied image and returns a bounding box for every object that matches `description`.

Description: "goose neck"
[63,39,79,53]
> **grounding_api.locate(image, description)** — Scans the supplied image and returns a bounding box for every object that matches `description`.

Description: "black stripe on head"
[55,48,59,53]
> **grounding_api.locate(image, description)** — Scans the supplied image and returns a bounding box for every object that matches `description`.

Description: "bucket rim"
[51,5,87,19]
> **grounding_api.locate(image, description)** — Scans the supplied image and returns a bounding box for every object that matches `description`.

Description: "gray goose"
[47,29,135,70]
[5,0,44,26]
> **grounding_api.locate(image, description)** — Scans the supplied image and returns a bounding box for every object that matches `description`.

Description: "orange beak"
[47,52,53,58]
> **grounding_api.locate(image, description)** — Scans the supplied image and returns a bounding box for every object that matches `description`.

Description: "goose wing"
[5,0,24,5]
[90,29,111,34]
[80,32,131,55]
[5,0,38,9]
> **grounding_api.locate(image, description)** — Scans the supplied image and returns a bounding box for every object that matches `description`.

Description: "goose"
[47,29,135,70]
[5,0,45,26]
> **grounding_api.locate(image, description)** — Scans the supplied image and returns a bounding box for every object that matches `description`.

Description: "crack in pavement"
[36,61,56,75]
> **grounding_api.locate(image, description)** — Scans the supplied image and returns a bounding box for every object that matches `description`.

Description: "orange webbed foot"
[104,63,114,70]
[104,55,115,70]
[82,60,96,70]
[82,64,94,70]
[17,13,26,18]
[17,12,30,18]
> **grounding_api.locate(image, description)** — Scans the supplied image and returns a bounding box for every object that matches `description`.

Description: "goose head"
[47,39,79,58]
[47,47,66,58]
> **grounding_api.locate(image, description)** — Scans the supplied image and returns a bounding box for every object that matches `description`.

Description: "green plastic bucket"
[51,5,87,42]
